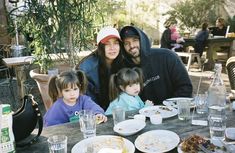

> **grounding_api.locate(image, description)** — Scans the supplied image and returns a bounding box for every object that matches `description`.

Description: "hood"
[120,26,151,65]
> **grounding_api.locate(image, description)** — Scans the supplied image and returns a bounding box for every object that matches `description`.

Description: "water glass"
[177,99,191,120]
[48,135,67,153]
[195,94,208,114]
[78,110,94,132]
[209,115,226,141]
[79,112,96,138]
[112,106,125,125]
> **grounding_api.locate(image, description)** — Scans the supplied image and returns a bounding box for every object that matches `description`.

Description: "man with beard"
[119,26,193,104]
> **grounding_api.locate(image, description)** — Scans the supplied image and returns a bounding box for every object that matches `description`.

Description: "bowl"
[225,128,235,140]
[113,119,146,136]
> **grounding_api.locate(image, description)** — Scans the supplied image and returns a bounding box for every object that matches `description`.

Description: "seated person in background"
[44,70,107,127]
[161,18,184,51]
[209,17,227,37]
[170,25,185,52]
[105,67,153,115]
[194,22,209,57]
[208,17,228,62]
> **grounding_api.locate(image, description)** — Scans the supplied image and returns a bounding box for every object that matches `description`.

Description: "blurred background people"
[194,22,209,57]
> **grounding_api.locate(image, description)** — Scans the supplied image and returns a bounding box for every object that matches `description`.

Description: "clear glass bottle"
[207,63,226,117]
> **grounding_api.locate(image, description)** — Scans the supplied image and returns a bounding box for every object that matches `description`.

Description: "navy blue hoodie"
[120,26,193,104]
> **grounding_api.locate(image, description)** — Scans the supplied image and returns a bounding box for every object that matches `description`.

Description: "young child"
[170,25,184,52]
[44,70,107,126]
[105,67,153,115]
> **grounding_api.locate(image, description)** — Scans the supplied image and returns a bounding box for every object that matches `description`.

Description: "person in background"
[209,17,227,36]
[208,17,228,63]
[105,67,153,115]
[75,27,125,111]
[44,70,107,127]
[120,26,193,104]
[160,18,185,51]
[170,25,185,52]
[194,22,209,57]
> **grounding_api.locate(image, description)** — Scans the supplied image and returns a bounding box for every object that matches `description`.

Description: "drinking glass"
[48,135,67,153]
[78,110,94,132]
[209,115,226,140]
[112,106,125,125]
[79,112,96,138]
[195,94,208,114]
[177,99,190,120]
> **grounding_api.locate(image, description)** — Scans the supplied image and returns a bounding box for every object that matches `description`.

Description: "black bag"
[13,94,43,147]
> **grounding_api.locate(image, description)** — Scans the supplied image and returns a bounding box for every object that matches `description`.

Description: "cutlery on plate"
[198,144,213,153]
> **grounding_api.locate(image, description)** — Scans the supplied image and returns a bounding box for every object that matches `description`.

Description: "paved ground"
[0,66,231,116]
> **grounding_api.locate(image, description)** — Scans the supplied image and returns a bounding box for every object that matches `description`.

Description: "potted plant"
[8,0,97,110]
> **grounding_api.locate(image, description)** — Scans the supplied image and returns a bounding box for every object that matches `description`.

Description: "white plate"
[163,97,195,109]
[135,130,180,153]
[139,105,178,118]
[113,119,146,136]
[71,135,135,153]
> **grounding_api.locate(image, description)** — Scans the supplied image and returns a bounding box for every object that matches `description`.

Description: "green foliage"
[164,0,225,30]
[9,0,97,74]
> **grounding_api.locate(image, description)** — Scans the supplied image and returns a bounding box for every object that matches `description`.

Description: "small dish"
[225,128,235,140]
[113,119,146,136]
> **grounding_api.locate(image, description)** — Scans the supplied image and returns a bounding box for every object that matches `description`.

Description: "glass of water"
[79,112,96,139]
[195,94,208,114]
[209,115,226,142]
[48,135,67,153]
[177,99,191,120]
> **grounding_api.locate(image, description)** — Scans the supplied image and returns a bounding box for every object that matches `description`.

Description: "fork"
[198,144,213,153]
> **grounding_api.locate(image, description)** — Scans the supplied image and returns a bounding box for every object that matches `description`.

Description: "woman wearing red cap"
[75,27,125,110]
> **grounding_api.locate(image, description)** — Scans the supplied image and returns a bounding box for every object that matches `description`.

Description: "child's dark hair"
[109,67,143,101]
[48,70,87,102]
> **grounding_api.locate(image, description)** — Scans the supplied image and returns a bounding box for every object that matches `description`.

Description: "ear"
[119,85,125,91]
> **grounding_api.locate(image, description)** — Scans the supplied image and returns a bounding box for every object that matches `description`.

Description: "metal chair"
[0,63,16,108]
[226,57,235,90]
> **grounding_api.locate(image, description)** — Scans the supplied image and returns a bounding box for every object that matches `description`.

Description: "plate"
[71,135,135,153]
[135,130,180,153]
[139,105,178,118]
[163,97,195,109]
[113,119,146,136]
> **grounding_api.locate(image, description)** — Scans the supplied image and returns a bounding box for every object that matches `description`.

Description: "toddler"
[105,67,153,115]
[44,70,107,126]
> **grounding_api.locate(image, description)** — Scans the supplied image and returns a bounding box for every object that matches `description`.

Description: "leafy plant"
[9,0,97,74]
[164,0,225,31]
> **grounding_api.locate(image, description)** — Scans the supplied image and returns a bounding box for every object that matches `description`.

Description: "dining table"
[16,107,235,153]
[184,37,235,69]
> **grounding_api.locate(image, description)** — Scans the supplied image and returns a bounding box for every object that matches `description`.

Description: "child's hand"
[145,100,154,106]
[95,114,108,124]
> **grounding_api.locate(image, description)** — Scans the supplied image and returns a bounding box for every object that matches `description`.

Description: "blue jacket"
[105,92,145,115]
[79,54,100,104]
[120,26,193,104]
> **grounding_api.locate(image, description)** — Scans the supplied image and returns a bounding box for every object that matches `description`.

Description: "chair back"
[226,57,235,90]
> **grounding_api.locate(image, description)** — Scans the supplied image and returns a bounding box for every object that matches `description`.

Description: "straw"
[196,64,205,96]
